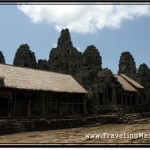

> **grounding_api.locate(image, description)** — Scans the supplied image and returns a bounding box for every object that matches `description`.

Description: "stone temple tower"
[0,51,5,64]
[118,51,137,79]
[13,44,37,68]
[48,28,82,75]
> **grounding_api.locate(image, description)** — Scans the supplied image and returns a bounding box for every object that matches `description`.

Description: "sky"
[0,3,150,73]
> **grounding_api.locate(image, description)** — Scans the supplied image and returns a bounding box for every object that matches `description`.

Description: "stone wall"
[0,112,150,135]
[0,115,122,135]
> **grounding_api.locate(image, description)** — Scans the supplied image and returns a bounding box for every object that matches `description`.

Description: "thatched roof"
[0,64,87,93]
[120,74,144,89]
[114,74,137,92]
[114,74,144,92]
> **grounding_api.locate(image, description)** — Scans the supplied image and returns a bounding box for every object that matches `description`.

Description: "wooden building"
[114,74,144,106]
[0,64,87,118]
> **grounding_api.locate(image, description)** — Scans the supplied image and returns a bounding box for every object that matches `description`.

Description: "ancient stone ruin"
[118,51,137,79]
[118,51,150,87]
[10,28,149,115]
[0,51,5,64]
[82,45,102,70]
[48,28,82,75]
[57,28,73,49]
[37,59,49,71]
[75,45,102,90]
[136,63,150,88]
[75,45,124,114]
[0,28,149,117]
[136,63,150,107]
[0,28,150,135]
[13,44,37,68]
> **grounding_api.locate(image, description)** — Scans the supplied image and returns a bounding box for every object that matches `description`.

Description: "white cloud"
[77,46,81,51]
[17,4,150,34]
[52,43,57,48]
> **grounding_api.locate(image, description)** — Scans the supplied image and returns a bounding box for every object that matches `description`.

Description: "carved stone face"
[118,51,137,77]
[83,45,102,69]
[13,44,37,68]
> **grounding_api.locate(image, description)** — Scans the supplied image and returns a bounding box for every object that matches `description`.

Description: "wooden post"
[28,97,31,116]
[130,95,133,106]
[67,93,68,116]
[55,94,58,116]
[55,93,57,115]
[43,91,45,115]
[83,95,87,115]
[8,93,13,117]
[77,94,79,115]
[13,89,17,116]
[124,95,127,106]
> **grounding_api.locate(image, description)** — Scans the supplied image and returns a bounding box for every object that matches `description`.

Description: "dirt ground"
[0,120,149,145]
